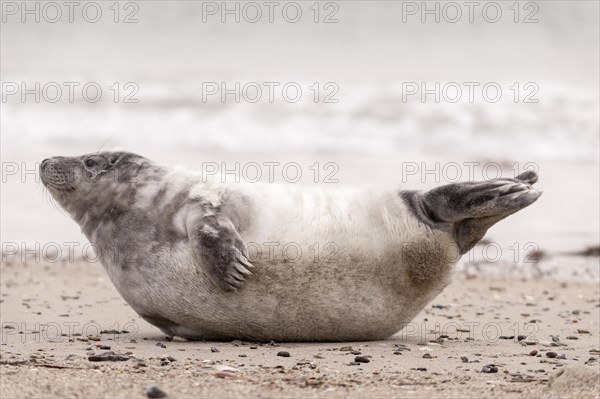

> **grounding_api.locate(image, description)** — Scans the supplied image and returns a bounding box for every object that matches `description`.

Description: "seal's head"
[40,151,150,224]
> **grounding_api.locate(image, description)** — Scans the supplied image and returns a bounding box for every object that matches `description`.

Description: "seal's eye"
[85,159,96,168]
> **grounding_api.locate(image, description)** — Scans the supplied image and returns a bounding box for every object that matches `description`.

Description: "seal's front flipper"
[402,171,541,254]
[187,213,253,291]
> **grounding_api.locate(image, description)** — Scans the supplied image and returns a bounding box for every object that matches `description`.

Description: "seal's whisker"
[96,138,111,154]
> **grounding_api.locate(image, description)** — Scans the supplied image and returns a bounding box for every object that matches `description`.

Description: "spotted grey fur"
[40,151,542,341]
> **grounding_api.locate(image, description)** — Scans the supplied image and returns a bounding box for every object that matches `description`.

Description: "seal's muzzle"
[40,157,78,190]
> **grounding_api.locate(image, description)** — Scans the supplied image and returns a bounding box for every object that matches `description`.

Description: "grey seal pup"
[40,151,541,341]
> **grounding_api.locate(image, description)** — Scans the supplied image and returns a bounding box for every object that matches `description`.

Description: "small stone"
[422,353,432,359]
[530,350,538,356]
[238,354,247,358]
[214,371,238,379]
[482,365,498,373]
[164,336,173,342]
[416,367,427,371]
[517,335,527,341]
[460,356,469,363]
[577,329,590,334]
[144,384,166,399]
[156,342,166,349]
[566,336,579,340]
[210,347,220,353]
[354,356,370,363]
[88,351,129,362]
[97,345,111,350]
[214,365,238,373]
[546,352,558,358]
[277,351,291,357]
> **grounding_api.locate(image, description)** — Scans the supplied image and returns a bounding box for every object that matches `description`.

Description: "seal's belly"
[121,232,457,341]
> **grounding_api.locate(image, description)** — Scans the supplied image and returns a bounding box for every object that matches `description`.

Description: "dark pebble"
[416,367,427,371]
[517,335,526,341]
[499,336,515,340]
[238,354,247,358]
[482,365,498,373]
[277,351,291,357]
[97,345,111,350]
[529,350,538,356]
[156,342,166,349]
[144,384,166,399]
[211,347,220,353]
[164,336,173,342]
[88,351,129,362]
[354,356,370,363]
[100,329,121,334]
[350,351,362,355]
[546,352,558,358]
[422,353,432,359]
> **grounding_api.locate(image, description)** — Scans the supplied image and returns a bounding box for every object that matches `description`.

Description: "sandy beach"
[1,254,598,399]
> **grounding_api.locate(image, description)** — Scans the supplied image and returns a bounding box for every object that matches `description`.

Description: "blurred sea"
[1,1,598,264]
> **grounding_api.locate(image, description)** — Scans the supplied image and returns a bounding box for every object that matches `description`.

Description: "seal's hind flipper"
[187,214,253,291]
[402,172,541,254]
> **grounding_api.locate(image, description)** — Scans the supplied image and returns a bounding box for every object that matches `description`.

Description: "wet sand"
[1,258,599,399]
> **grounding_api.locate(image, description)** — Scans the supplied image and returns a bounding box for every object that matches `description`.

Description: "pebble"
[277,351,291,357]
[214,371,238,379]
[210,347,220,353]
[144,384,166,399]
[88,351,129,362]
[460,356,469,363]
[482,365,498,373]
[156,342,166,349]
[422,353,432,359]
[214,365,238,373]
[546,352,558,358]
[529,350,538,356]
[354,356,370,363]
